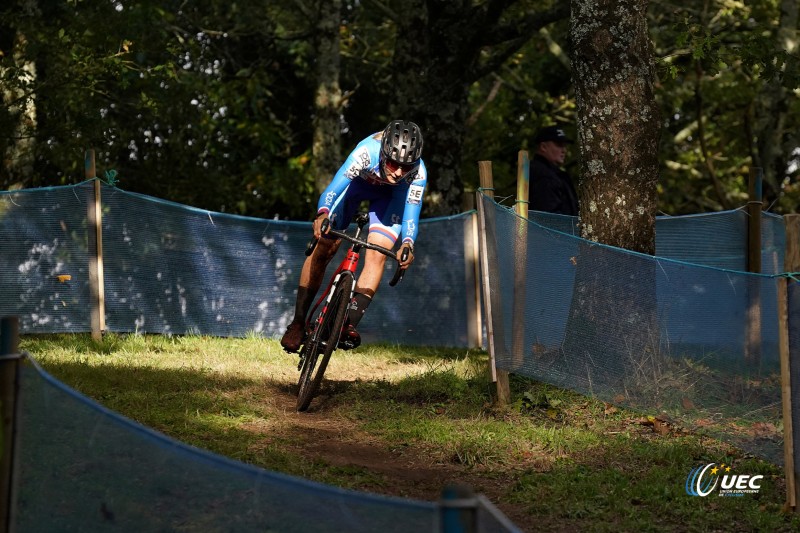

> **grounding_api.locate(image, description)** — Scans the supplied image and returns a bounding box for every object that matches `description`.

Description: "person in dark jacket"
[530,125,579,216]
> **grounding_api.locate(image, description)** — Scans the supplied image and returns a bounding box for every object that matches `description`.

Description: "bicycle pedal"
[338,338,360,350]
[338,325,361,350]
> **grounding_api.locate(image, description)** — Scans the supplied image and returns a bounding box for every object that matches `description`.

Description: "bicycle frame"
[295,214,408,411]
[304,214,406,326]
[305,222,367,326]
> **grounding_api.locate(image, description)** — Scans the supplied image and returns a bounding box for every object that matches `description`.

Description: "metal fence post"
[440,484,476,533]
[1,317,21,533]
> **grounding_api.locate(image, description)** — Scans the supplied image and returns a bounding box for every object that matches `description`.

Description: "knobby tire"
[296,272,354,411]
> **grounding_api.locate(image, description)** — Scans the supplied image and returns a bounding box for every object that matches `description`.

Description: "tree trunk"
[388,0,569,216]
[564,0,661,396]
[389,1,470,216]
[752,0,798,202]
[311,0,343,198]
[2,30,37,188]
[572,0,659,252]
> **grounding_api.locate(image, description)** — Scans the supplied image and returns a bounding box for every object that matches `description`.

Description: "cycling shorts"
[325,179,407,244]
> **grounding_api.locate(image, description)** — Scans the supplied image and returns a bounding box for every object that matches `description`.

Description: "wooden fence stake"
[512,151,530,369]
[85,150,106,341]
[462,193,483,349]
[745,167,763,366]
[781,214,800,511]
[476,161,510,404]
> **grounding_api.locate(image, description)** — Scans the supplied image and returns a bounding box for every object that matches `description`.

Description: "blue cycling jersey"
[316,132,428,245]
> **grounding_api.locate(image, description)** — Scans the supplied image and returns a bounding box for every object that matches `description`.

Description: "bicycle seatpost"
[350,213,369,244]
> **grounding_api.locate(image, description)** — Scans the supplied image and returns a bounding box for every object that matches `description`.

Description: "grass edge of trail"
[18,332,800,533]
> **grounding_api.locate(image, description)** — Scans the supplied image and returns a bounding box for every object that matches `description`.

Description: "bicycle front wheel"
[296,271,354,411]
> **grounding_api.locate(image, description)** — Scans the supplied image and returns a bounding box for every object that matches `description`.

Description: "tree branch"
[470,3,570,80]
[478,3,569,48]
[694,60,733,210]
[364,0,398,23]
[467,74,503,126]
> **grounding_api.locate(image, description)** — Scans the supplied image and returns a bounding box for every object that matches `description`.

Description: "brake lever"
[389,247,410,287]
[304,218,331,256]
[305,238,317,256]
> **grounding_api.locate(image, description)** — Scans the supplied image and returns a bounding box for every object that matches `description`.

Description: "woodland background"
[1,0,798,224]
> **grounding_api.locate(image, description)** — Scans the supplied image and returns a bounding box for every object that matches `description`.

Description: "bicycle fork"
[297,265,357,370]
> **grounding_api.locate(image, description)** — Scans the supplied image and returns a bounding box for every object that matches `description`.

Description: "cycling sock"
[347,292,372,328]
[294,286,315,323]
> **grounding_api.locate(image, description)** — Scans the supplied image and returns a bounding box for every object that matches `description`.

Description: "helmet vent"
[380,119,423,170]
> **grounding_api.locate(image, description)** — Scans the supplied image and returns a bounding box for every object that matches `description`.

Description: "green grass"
[16,333,800,532]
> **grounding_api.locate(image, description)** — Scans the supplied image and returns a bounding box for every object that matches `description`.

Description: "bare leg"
[281,237,341,352]
[355,232,393,296]
[294,237,341,322]
[345,233,393,327]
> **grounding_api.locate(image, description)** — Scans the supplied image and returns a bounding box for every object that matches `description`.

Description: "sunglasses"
[384,159,416,174]
[382,159,420,184]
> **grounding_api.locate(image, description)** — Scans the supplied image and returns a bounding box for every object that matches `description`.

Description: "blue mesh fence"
[530,208,786,272]
[482,194,796,466]
[1,181,478,346]
[3,181,797,467]
[0,183,93,333]
[10,354,520,532]
[0,181,788,350]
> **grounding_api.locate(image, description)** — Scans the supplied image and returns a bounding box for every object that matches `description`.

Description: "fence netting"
[0,181,477,346]
[529,208,787,272]
[1,183,94,332]
[2,180,797,468]
[11,355,520,532]
[482,193,795,466]
[1,180,789,349]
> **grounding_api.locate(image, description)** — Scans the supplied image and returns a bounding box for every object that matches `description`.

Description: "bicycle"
[295,213,409,412]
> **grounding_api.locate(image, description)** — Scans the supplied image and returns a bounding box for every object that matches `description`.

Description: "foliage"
[462,17,576,201]
[0,0,316,219]
[1,0,797,219]
[651,0,800,214]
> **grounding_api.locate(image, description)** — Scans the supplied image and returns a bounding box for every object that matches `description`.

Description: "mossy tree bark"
[563,0,662,394]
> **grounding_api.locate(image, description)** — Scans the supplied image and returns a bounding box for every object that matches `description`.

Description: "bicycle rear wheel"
[296,271,354,411]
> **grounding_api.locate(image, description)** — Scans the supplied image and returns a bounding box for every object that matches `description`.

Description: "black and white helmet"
[379,120,423,183]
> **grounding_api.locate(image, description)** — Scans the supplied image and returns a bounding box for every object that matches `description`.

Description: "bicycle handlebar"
[305,220,408,287]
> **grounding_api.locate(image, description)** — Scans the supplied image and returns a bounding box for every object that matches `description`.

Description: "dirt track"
[261,382,537,532]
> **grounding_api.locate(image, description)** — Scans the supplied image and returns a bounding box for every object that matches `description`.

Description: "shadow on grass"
[14,357,440,533]
[19,350,800,533]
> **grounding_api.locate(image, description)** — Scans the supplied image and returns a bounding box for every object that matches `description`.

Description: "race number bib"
[407,184,424,205]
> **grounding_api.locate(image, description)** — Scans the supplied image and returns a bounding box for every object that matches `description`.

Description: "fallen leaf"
[681,397,695,410]
[653,418,671,436]
[531,343,547,355]
[750,422,778,438]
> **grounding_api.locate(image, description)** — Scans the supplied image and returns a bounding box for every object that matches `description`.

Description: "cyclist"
[280,119,427,353]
